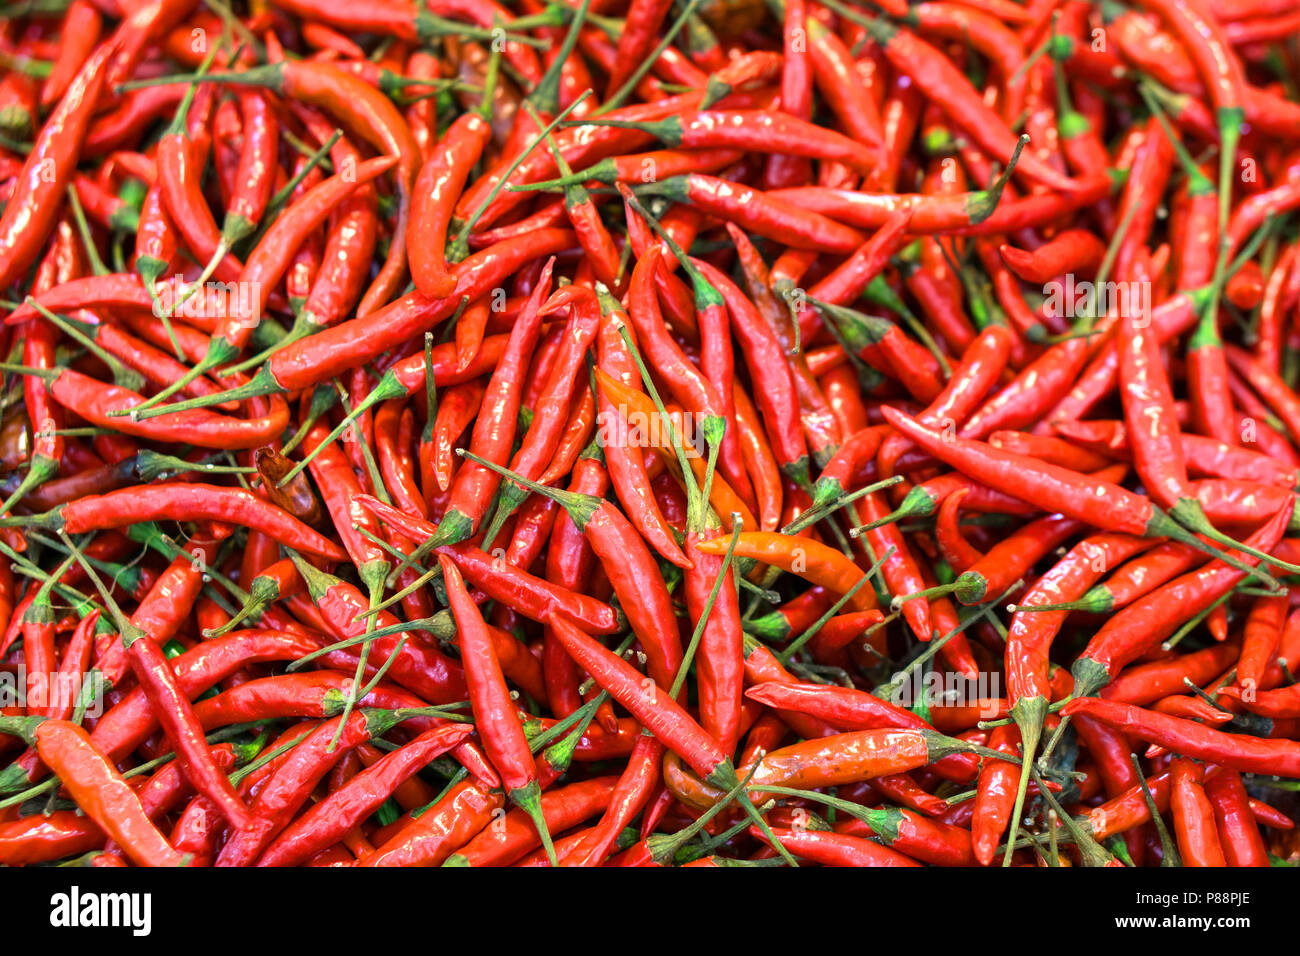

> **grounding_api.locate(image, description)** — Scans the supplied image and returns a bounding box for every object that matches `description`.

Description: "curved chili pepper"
[879,405,1275,587]
[440,552,553,861]
[1203,767,1270,867]
[409,113,493,299]
[28,719,189,866]
[445,775,618,867]
[1062,697,1300,777]
[253,725,472,867]
[1071,505,1288,697]
[754,826,921,867]
[592,292,693,568]
[694,532,876,614]
[1,484,345,561]
[1169,757,1226,867]
[217,707,422,866]
[749,728,995,794]
[355,494,620,634]
[480,284,600,543]
[0,39,116,291]
[743,682,980,783]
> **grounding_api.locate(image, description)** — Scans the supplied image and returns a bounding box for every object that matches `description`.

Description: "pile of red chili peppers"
[1,0,1300,869]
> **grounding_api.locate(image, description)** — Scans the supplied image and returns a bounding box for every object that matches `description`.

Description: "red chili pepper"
[1170,757,1226,867]
[749,727,994,793]
[1203,767,1270,867]
[408,113,492,299]
[879,405,1273,587]
[1071,504,1288,697]
[439,552,553,859]
[22,718,190,867]
[0,40,116,290]
[1062,698,1300,777]
[743,681,980,783]
[1,484,345,561]
[4,0,1300,872]
[592,291,694,569]
[753,826,922,867]
[971,723,1021,866]
[445,776,618,867]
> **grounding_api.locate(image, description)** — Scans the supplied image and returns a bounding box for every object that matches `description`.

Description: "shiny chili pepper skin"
[860,490,932,641]
[221,90,278,243]
[755,826,922,867]
[251,724,469,867]
[878,325,1014,476]
[362,778,505,868]
[622,244,753,510]
[486,285,601,534]
[56,633,322,786]
[0,810,113,867]
[238,156,395,327]
[685,524,745,759]
[1062,698,1300,778]
[217,708,415,867]
[695,260,809,488]
[117,623,254,833]
[356,494,621,634]
[743,682,979,783]
[563,734,665,867]
[694,533,876,613]
[409,113,492,299]
[861,21,1087,196]
[1170,758,1226,867]
[5,484,346,561]
[592,298,694,568]
[204,60,419,315]
[291,557,470,706]
[971,724,1020,866]
[546,612,731,784]
[1203,768,1270,868]
[32,719,190,867]
[433,265,555,547]
[1071,506,1288,697]
[880,406,1256,563]
[833,804,978,866]
[593,110,880,176]
[155,81,245,284]
[0,40,116,291]
[17,367,290,451]
[770,171,1110,236]
[444,776,619,867]
[748,729,984,793]
[440,554,538,801]
[640,174,866,254]
[4,0,1300,873]
[999,229,1106,284]
[1102,644,1239,707]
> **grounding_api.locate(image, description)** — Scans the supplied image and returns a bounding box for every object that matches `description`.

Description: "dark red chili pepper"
[1170,758,1226,867]
[1203,767,1269,867]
